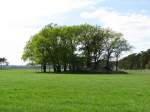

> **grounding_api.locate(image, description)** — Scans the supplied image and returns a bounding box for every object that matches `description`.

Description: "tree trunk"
[43,65,46,73]
[86,57,91,69]
[48,65,51,72]
[64,64,67,72]
[56,65,61,72]
[72,64,76,72]
[116,57,119,71]
[94,55,98,70]
[41,65,43,72]
[69,65,72,71]
[86,49,91,69]
[53,65,57,72]
[105,54,111,72]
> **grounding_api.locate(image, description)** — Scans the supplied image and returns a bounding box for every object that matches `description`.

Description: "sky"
[0,0,150,65]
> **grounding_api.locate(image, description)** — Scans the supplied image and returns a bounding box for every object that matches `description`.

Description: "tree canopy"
[22,23,131,73]
[119,49,150,70]
[0,57,8,69]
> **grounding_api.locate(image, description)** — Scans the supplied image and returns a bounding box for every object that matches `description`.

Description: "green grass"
[0,69,150,112]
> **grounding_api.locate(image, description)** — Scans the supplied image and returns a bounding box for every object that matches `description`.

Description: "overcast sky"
[0,0,150,65]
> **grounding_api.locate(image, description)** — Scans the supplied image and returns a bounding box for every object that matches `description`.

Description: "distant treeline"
[119,49,150,69]
[22,23,131,73]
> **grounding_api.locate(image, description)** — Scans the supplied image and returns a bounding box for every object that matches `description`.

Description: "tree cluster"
[0,57,8,69]
[119,49,150,69]
[22,23,131,73]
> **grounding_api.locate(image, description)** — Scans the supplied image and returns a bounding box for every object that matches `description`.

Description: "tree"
[90,26,105,70]
[78,24,95,69]
[22,33,51,72]
[103,29,120,71]
[22,24,79,72]
[78,24,105,70]
[119,49,150,70]
[22,23,131,73]
[59,26,79,72]
[0,57,8,69]
[113,37,132,71]
[38,24,63,72]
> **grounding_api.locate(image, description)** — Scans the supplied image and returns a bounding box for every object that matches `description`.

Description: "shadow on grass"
[36,70,128,75]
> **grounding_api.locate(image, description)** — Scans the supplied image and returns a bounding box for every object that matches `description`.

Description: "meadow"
[0,69,150,112]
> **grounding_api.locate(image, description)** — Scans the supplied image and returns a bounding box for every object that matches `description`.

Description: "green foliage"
[22,23,131,72]
[120,49,150,70]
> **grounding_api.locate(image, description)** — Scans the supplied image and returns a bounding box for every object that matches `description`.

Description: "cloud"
[0,0,96,65]
[81,8,150,53]
[0,0,149,64]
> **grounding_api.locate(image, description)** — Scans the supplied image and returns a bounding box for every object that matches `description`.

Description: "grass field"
[0,70,150,112]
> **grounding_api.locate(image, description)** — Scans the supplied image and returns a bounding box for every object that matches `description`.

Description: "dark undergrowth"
[37,70,128,75]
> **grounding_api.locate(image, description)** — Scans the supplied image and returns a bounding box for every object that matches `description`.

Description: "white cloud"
[0,0,95,65]
[1,0,148,64]
[81,8,150,53]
